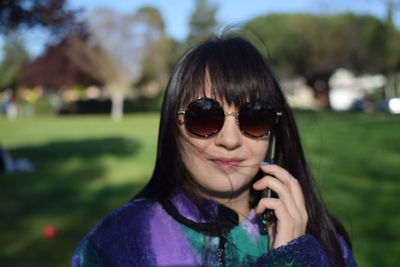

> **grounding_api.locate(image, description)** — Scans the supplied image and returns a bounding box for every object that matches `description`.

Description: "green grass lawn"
[0,112,399,266]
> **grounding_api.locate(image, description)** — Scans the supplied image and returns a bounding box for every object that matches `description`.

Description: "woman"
[72,35,357,266]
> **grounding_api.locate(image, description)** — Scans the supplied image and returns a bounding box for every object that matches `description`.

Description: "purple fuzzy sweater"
[72,190,357,266]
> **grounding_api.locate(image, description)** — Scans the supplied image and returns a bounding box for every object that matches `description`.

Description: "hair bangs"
[177,37,281,111]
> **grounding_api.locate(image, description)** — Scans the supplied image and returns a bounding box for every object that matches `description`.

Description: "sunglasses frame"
[177,98,283,138]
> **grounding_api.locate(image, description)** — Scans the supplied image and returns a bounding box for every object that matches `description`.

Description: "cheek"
[179,121,211,151]
[179,131,212,169]
[248,139,269,161]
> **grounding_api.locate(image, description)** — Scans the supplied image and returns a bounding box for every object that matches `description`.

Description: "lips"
[210,157,243,170]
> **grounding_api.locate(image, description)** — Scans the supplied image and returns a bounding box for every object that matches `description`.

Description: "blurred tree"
[20,36,102,90]
[247,13,399,108]
[381,0,400,98]
[186,0,218,46]
[0,32,29,91]
[0,0,81,39]
[0,0,82,104]
[135,7,169,96]
[67,7,167,120]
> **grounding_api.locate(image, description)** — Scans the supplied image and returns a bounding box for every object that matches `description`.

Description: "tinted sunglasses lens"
[239,103,276,137]
[185,99,224,137]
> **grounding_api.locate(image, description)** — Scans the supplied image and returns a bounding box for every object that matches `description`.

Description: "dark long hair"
[135,34,351,266]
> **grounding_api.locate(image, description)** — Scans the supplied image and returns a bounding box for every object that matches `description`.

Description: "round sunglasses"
[177,98,282,138]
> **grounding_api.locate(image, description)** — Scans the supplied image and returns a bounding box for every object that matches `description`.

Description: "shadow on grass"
[0,137,148,266]
[9,136,138,162]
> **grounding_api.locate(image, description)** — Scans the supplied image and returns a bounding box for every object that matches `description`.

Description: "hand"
[253,164,308,249]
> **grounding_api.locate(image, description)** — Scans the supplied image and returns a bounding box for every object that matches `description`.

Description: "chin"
[194,179,252,200]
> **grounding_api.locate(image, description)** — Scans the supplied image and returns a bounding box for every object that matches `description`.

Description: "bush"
[58,93,164,115]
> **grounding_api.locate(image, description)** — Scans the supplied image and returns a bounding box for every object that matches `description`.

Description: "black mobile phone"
[259,134,278,235]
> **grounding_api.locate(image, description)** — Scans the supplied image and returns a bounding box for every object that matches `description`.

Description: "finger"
[256,195,308,248]
[258,165,308,224]
[268,222,277,248]
[255,198,292,224]
[286,177,308,222]
[260,164,306,213]
[260,164,292,185]
[253,175,275,190]
[254,175,300,217]
[257,198,307,241]
[265,177,303,221]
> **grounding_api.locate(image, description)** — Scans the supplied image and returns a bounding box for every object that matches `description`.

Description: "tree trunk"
[111,90,124,121]
[384,72,397,99]
[306,73,332,110]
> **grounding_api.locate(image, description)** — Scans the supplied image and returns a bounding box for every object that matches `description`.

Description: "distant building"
[281,77,317,110]
[329,68,386,111]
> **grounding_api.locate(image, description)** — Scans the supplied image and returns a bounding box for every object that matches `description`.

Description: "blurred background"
[0,0,399,266]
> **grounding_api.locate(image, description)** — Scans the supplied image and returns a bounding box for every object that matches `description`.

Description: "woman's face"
[178,96,270,200]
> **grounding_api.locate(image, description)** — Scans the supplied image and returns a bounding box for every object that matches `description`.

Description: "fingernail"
[260,161,271,166]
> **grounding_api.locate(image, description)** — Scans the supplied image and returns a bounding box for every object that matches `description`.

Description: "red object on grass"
[43,225,57,239]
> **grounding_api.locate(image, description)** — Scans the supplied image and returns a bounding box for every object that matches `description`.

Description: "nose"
[214,114,242,150]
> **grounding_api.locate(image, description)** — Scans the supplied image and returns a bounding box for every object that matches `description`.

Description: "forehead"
[179,73,257,108]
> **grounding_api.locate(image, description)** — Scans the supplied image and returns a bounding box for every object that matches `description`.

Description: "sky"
[67,0,395,41]
[1,0,398,58]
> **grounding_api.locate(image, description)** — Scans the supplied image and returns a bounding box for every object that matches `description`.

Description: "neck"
[188,182,253,222]
[212,189,251,222]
